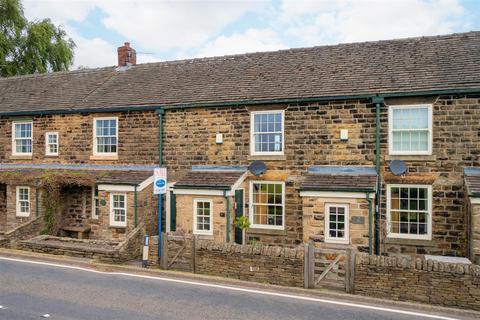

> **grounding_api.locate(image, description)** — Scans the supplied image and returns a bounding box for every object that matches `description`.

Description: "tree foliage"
[0,0,75,77]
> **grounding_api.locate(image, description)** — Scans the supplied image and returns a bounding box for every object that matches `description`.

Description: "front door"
[234,189,244,244]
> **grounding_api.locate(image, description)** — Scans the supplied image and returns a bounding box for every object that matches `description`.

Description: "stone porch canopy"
[0,164,154,189]
[299,166,377,197]
[173,166,248,196]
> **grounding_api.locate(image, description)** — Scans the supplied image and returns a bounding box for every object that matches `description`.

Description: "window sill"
[109,224,126,229]
[247,228,286,236]
[248,155,286,161]
[16,214,30,218]
[385,237,434,247]
[195,234,214,240]
[10,155,33,160]
[90,155,118,161]
[45,155,59,158]
[385,155,436,162]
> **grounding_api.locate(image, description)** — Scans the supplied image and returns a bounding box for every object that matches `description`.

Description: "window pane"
[96,119,117,154]
[252,183,283,227]
[389,186,429,236]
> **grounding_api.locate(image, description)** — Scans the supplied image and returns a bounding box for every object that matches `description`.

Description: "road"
[0,257,469,320]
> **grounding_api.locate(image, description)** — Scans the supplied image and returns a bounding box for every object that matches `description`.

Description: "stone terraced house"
[1,33,480,263]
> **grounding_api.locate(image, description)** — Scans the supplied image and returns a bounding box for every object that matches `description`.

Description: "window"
[249,181,284,229]
[193,199,213,235]
[388,104,432,155]
[12,121,33,155]
[45,132,59,156]
[110,193,126,227]
[387,184,432,240]
[16,186,30,217]
[325,204,349,244]
[250,110,284,155]
[93,117,118,155]
[92,187,100,219]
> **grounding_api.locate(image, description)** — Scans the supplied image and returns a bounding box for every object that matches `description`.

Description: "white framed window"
[325,203,349,244]
[92,187,100,219]
[93,117,118,156]
[388,104,432,155]
[45,132,59,156]
[250,110,284,155]
[193,199,213,235]
[110,193,127,227]
[249,181,285,230]
[387,184,432,240]
[12,121,33,156]
[16,186,30,217]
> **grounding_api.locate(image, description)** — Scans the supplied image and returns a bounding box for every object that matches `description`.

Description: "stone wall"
[2,94,480,255]
[162,95,480,255]
[150,233,304,287]
[2,215,44,248]
[0,184,6,233]
[21,223,146,263]
[0,111,159,164]
[302,196,370,252]
[91,185,154,241]
[5,184,41,231]
[61,186,92,228]
[469,202,480,264]
[175,194,234,243]
[354,253,480,311]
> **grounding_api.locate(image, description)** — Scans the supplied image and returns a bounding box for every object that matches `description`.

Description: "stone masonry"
[302,196,370,251]
[355,253,480,311]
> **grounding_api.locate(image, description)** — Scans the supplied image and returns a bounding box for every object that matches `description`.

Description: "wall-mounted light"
[216,133,223,144]
[340,129,348,141]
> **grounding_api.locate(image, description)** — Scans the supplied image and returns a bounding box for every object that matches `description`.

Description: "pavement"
[0,249,479,320]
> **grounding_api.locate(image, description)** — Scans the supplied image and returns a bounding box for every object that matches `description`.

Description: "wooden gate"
[304,243,355,293]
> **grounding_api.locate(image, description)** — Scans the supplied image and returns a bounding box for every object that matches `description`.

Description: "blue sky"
[23,0,480,69]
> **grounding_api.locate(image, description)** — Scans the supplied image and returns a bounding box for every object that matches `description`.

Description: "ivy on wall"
[0,170,110,235]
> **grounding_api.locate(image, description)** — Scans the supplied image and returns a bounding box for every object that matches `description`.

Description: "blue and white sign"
[154,167,167,194]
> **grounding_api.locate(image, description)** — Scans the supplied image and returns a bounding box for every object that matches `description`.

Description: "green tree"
[0,0,75,77]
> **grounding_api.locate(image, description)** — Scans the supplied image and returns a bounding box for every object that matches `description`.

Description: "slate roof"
[1,32,480,114]
[0,169,152,186]
[464,168,480,197]
[301,166,377,192]
[97,171,152,185]
[174,170,246,190]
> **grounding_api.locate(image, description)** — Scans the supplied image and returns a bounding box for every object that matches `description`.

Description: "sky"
[22,0,480,69]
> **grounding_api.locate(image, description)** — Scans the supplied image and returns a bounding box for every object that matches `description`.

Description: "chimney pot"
[117,42,136,67]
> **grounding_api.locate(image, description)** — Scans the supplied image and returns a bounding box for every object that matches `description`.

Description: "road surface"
[0,257,468,320]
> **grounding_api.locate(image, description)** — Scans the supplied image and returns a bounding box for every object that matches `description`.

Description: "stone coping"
[22,235,120,254]
[356,253,480,276]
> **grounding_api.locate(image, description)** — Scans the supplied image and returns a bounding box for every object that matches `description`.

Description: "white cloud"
[64,27,117,69]
[283,0,467,46]
[96,1,266,52]
[194,28,287,58]
[23,0,96,24]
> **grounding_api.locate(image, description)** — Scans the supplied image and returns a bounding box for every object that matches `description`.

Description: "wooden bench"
[61,226,91,239]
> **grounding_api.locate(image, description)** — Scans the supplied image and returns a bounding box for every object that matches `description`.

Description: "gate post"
[160,232,168,269]
[304,242,315,289]
[345,248,356,294]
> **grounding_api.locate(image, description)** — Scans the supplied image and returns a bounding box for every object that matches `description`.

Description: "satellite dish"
[389,160,407,176]
[249,161,267,176]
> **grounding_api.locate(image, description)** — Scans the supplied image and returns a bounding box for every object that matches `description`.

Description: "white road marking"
[0,256,462,320]
[0,305,7,309]
[41,314,51,318]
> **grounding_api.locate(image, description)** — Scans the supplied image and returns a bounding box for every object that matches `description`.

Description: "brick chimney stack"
[117,42,136,67]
